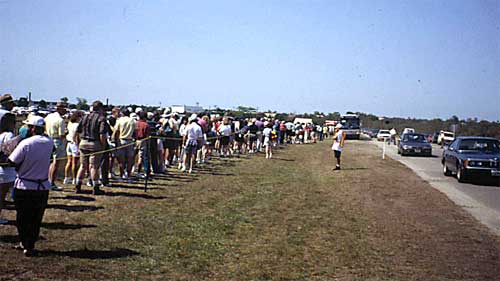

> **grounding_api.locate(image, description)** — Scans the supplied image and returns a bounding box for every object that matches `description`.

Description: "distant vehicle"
[402,128,415,134]
[340,114,361,139]
[362,128,379,138]
[377,130,391,141]
[398,133,432,156]
[442,137,500,183]
[438,130,455,146]
[432,132,440,143]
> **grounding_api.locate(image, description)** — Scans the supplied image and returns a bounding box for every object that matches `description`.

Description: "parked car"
[398,133,432,156]
[376,130,391,141]
[442,137,500,183]
[438,130,455,146]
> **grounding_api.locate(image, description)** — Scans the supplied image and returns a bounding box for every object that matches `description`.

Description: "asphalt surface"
[370,138,500,236]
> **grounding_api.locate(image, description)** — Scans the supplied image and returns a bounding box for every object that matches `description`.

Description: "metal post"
[382,137,386,159]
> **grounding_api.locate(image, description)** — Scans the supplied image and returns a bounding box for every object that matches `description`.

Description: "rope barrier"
[0,132,243,165]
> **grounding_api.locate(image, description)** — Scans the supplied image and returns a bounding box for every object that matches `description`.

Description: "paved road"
[370,139,500,235]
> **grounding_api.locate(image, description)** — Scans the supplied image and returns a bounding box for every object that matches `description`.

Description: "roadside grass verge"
[0,140,499,280]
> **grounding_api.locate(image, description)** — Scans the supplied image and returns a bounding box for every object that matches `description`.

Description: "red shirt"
[136,119,150,140]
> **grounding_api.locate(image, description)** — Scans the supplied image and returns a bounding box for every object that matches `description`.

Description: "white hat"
[188,113,198,122]
[335,123,343,129]
[135,107,143,113]
[130,112,138,120]
[147,112,154,119]
[23,115,45,127]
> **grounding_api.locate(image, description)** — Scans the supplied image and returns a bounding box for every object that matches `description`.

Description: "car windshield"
[458,139,500,153]
[444,133,454,137]
[403,134,426,142]
[379,130,390,134]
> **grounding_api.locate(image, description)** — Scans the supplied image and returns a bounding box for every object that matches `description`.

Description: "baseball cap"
[23,115,45,127]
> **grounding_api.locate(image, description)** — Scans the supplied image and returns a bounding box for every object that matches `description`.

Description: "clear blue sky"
[1,0,499,120]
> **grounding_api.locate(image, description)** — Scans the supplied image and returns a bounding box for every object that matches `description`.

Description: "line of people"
[0,93,334,256]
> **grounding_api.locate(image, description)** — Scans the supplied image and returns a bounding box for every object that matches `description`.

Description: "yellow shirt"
[114,116,137,140]
[45,112,66,139]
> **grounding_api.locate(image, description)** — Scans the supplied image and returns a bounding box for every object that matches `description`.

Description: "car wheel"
[457,166,468,183]
[443,163,452,176]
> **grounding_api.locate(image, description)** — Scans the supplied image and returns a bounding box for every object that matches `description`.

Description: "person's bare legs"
[0,182,13,222]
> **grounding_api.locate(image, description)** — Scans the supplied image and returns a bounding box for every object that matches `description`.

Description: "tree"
[236,106,257,113]
[17,97,29,107]
[39,99,47,109]
[76,97,89,110]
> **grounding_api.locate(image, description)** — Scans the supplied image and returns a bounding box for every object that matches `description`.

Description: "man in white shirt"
[8,116,54,256]
[182,114,203,173]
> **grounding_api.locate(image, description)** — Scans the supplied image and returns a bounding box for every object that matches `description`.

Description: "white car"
[438,130,455,146]
[402,128,415,134]
[377,130,391,141]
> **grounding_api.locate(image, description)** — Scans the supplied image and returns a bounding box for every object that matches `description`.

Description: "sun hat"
[188,113,198,122]
[0,94,14,105]
[335,123,343,129]
[23,115,45,127]
[56,101,67,108]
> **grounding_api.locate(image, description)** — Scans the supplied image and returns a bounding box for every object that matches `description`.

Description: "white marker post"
[382,137,386,159]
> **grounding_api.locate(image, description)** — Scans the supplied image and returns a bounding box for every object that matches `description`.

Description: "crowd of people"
[0,93,344,256]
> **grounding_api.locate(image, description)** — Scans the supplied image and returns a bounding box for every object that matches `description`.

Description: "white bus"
[340,114,361,139]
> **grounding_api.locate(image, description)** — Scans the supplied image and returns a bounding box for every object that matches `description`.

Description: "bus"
[340,114,361,139]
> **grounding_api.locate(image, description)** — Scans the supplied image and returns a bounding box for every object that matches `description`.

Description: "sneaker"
[72,179,76,185]
[75,182,82,194]
[93,186,105,196]
[181,166,186,173]
[188,169,192,174]
[51,183,63,191]
[0,218,8,225]
[333,165,341,171]
[63,178,72,185]
[12,243,24,250]
[86,180,93,187]
[23,249,37,257]
[178,163,182,170]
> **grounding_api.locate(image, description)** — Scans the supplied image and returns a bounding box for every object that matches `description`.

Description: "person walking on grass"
[8,116,53,256]
[263,122,273,159]
[74,101,107,195]
[63,110,82,185]
[182,114,203,174]
[332,123,346,170]
[0,111,18,225]
[45,101,68,191]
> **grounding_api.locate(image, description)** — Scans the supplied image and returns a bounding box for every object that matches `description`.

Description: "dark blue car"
[397,133,432,156]
[442,137,500,183]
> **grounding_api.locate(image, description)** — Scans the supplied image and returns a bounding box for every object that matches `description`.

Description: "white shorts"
[66,142,80,157]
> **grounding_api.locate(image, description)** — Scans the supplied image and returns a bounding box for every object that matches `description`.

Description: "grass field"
[1,140,500,280]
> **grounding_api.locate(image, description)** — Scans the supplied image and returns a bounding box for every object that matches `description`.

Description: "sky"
[1,0,499,121]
